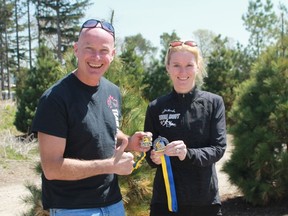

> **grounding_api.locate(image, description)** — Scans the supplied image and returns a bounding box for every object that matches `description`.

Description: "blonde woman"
[145,41,226,216]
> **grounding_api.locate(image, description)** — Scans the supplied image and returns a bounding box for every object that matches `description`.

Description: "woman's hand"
[164,140,187,161]
[150,149,163,165]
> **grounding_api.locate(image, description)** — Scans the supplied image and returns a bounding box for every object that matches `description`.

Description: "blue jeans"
[49,201,125,216]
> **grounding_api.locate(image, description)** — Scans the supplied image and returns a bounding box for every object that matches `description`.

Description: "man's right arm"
[38,132,134,180]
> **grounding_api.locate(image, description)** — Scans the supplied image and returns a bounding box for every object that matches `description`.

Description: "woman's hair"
[165,42,207,86]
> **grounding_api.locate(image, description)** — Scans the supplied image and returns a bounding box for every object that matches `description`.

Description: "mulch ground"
[221,195,288,216]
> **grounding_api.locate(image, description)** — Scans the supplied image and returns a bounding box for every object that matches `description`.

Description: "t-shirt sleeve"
[31,93,68,138]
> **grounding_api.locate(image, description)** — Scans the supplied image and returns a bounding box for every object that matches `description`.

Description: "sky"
[83,0,284,50]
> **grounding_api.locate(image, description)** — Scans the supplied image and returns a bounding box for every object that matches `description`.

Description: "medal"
[133,135,153,171]
[153,136,168,152]
[140,135,152,147]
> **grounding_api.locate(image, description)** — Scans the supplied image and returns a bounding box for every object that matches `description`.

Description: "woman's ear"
[166,65,171,76]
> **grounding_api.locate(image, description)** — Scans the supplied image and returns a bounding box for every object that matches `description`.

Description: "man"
[32,19,150,216]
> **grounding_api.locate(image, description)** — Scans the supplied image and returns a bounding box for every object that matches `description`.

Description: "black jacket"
[144,87,226,206]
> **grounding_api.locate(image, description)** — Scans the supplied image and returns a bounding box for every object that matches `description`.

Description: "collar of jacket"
[172,86,198,100]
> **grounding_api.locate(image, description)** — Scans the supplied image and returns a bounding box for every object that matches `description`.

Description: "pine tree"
[142,32,179,101]
[203,36,252,125]
[105,39,155,214]
[0,0,14,98]
[223,38,288,205]
[32,0,91,62]
[14,45,62,134]
[242,0,278,57]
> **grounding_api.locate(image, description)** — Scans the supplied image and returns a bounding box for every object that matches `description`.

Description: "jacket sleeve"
[185,95,227,167]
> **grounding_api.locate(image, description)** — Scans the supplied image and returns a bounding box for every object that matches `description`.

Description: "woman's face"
[166,51,198,94]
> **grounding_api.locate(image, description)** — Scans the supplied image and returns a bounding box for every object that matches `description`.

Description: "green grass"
[0,100,38,160]
[0,100,17,132]
[0,146,27,160]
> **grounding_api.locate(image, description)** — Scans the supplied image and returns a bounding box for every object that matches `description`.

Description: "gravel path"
[0,160,41,216]
[217,136,241,198]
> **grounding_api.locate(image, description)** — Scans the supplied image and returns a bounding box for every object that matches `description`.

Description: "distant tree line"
[0,0,91,98]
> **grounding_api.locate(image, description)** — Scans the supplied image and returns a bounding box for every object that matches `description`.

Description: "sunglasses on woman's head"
[169,41,197,47]
[80,19,115,38]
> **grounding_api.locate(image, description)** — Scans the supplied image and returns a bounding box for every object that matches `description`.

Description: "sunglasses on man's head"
[169,41,197,48]
[81,19,115,38]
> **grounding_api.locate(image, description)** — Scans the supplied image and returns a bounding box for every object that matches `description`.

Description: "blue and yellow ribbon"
[160,154,178,212]
[133,152,146,171]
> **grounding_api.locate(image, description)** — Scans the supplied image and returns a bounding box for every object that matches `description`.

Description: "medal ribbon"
[133,152,146,171]
[160,154,178,212]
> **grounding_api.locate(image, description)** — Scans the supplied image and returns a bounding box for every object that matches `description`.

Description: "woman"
[144,40,226,216]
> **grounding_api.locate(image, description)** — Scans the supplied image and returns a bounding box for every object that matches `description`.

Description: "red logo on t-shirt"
[107,95,118,109]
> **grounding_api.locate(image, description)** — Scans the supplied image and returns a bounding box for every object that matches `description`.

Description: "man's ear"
[110,48,116,62]
[73,42,78,57]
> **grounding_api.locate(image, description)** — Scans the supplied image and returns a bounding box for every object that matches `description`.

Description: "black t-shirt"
[32,73,122,209]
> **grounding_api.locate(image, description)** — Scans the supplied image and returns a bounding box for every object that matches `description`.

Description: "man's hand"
[113,138,134,175]
[128,131,153,152]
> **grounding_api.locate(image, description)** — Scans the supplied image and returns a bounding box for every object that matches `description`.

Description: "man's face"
[74,27,115,86]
